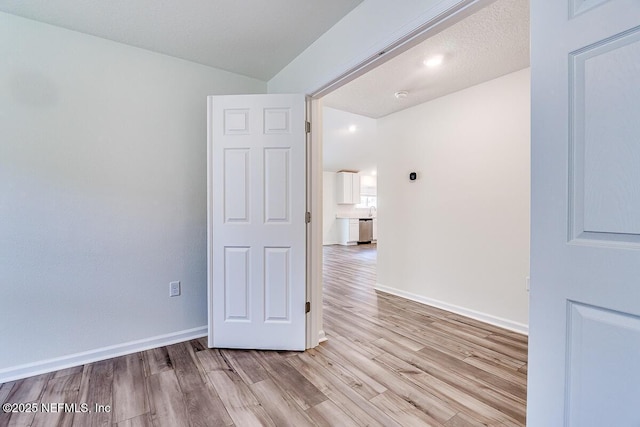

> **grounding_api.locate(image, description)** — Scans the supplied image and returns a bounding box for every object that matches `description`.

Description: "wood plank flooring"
[0,244,527,426]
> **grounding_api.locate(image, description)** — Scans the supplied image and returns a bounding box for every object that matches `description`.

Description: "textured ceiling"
[322,0,530,118]
[0,0,363,81]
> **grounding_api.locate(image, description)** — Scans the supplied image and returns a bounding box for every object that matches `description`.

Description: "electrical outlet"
[169,281,181,297]
[526,276,530,292]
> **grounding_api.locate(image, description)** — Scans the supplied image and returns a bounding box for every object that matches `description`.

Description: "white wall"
[377,68,530,331]
[322,107,377,174]
[0,12,265,378]
[323,172,340,245]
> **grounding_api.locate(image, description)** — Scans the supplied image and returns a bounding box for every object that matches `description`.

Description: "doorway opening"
[311,0,530,423]
[315,0,530,339]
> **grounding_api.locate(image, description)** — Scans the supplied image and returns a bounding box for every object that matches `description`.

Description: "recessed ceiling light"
[348,125,357,132]
[424,55,444,68]
[394,90,409,99]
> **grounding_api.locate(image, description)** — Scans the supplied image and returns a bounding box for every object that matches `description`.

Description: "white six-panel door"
[529,1,640,425]
[207,94,306,350]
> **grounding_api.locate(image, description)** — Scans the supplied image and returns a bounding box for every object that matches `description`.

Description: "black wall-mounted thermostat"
[409,172,417,181]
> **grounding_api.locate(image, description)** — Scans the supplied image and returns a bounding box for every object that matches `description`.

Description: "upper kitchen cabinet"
[336,171,360,204]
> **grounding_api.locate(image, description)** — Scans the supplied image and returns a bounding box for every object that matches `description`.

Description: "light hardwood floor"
[0,244,527,426]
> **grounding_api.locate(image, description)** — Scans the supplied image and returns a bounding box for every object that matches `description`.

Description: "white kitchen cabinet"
[349,220,359,241]
[372,218,378,242]
[337,218,359,245]
[336,172,360,204]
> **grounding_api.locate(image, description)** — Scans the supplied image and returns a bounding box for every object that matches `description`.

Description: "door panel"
[264,148,291,223]
[208,94,306,351]
[529,0,640,425]
[224,247,250,321]
[566,302,640,426]
[571,28,640,240]
[264,247,291,321]
[224,149,250,223]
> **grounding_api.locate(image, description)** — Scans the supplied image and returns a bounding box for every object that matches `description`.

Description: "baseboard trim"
[318,329,328,343]
[0,326,208,383]
[374,284,528,335]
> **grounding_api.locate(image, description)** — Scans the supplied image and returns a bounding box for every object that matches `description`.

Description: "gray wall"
[0,12,265,374]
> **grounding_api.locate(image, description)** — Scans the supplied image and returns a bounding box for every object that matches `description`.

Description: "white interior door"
[529,1,640,425]
[207,93,306,351]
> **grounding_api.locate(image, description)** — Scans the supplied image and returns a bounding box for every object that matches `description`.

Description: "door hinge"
[305,212,311,223]
[305,301,311,313]
[305,121,311,133]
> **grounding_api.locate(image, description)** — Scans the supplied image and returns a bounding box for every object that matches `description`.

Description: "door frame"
[305,0,497,348]
[306,98,325,348]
